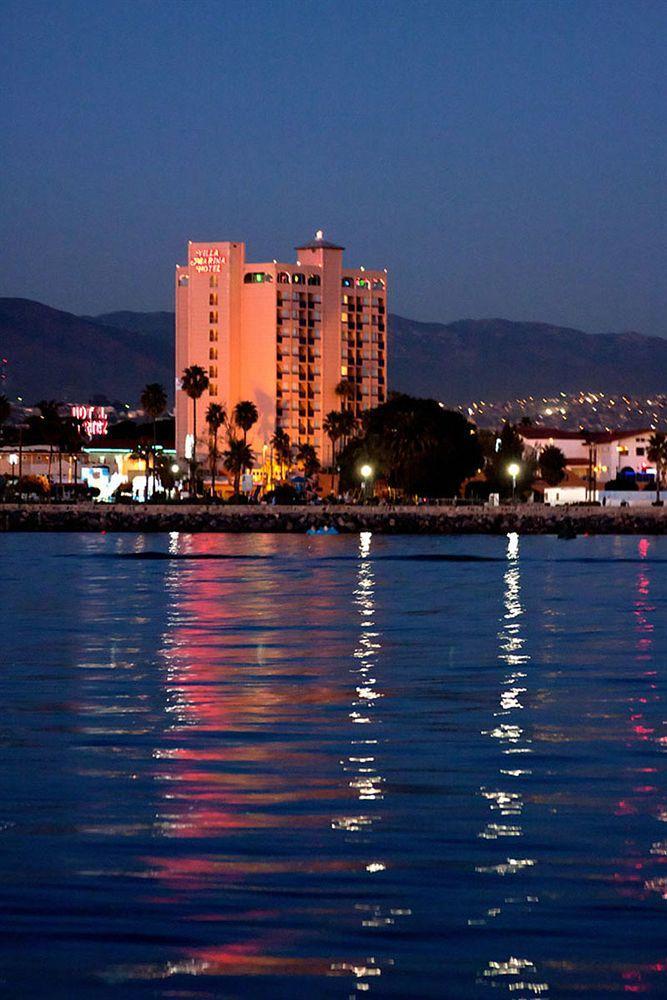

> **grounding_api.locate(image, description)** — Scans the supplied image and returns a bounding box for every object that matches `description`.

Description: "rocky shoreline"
[0,502,665,534]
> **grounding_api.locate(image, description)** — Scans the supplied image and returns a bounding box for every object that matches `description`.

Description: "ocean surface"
[0,531,665,998]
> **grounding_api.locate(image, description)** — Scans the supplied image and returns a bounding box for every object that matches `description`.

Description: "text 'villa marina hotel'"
[175,232,388,467]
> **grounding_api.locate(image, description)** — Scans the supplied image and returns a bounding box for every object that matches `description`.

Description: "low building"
[0,443,176,501]
[519,426,658,485]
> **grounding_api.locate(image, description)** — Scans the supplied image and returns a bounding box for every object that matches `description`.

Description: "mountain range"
[1,297,665,406]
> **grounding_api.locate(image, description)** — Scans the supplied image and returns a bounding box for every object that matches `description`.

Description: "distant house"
[519,426,657,486]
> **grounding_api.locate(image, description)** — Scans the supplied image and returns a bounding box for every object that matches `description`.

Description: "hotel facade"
[175,232,388,469]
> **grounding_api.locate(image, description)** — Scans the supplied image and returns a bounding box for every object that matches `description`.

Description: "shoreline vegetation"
[0,502,665,535]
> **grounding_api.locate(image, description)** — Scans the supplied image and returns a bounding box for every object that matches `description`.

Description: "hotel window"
[178,274,189,287]
[209,275,218,288]
[209,348,218,360]
[209,311,218,323]
[209,329,218,342]
[209,365,218,378]
[244,272,270,284]
[307,274,321,286]
[292,272,305,285]
[636,447,645,456]
[209,293,218,305]
[209,383,218,396]
[342,276,353,287]
[277,271,290,283]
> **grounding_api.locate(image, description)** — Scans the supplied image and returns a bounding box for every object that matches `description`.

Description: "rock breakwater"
[0,503,665,534]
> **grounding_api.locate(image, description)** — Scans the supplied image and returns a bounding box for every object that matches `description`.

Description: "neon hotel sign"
[69,404,108,438]
[189,248,226,273]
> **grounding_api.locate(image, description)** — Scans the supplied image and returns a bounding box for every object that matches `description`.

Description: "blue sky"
[1,0,665,334]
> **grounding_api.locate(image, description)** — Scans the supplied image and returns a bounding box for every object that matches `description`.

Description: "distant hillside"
[390,315,667,403]
[0,299,172,403]
[1,298,665,405]
[85,310,175,339]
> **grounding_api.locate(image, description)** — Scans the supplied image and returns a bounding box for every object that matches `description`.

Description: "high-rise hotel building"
[175,232,387,468]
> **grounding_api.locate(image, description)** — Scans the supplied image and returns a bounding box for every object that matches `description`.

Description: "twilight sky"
[1,0,665,335]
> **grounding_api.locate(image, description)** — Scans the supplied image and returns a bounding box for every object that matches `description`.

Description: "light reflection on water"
[0,531,665,998]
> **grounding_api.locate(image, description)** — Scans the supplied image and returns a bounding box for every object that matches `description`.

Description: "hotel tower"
[175,232,388,469]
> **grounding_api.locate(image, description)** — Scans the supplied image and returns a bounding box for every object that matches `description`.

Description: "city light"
[360,464,373,480]
[507,461,521,501]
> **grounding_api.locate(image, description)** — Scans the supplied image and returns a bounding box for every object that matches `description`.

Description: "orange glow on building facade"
[175,233,388,466]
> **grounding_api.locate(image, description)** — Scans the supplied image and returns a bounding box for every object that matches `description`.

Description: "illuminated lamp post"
[360,463,373,502]
[507,461,521,502]
[8,453,18,484]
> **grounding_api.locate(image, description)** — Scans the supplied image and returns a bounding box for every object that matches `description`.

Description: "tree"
[223,437,255,495]
[323,410,344,468]
[270,427,292,481]
[335,379,355,412]
[35,400,63,481]
[233,400,259,446]
[130,440,152,500]
[539,444,567,486]
[339,409,357,448]
[59,417,86,487]
[0,395,11,443]
[486,422,536,498]
[297,442,320,477]
[648,431,667,504]
[206,402,226,496]
[181,365,209,493]
[140,382,168,497]
[338,394,482,498]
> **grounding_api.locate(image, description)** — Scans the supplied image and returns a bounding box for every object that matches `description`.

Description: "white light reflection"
[330,532,410,992]
[472,533,547,994]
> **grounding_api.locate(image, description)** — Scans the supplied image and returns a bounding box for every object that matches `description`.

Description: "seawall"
[0,503,665,534]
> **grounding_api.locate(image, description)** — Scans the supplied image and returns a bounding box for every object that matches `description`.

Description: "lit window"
[209,383,218,396]
[342,276,353,287]
[209,293,218,305]
[292,272,305,285]
[341,366,348,376]
[277,271,290,284]
[209,275,218,288]
[209,365,218,378]
[341,312,347,322]
[209,348,218,360]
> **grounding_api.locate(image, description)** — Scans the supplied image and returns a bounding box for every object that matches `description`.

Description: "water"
[0,532,665,998]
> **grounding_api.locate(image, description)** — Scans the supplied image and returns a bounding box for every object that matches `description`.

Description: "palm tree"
[181,365,209,492]
[270,427,291,482]
[297,442,320,478]
[335,378,355,412]
[60,417,86,488]
[648,431,667,504]
[338,409,357,448]
[130,440,152,501]
[0,395,11,443]
[140,382,168,497]
[323,410,344,469]
[36,400,62,482]
[206,402,226,496]
[233,400,259,446]
[223,437,255,496]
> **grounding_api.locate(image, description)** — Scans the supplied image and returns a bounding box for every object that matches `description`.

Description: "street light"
[507,461,520,501]
[171,463,180,475]
[360,463,373,501]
